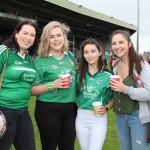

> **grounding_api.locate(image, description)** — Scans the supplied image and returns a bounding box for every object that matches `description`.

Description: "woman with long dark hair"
[110,30,150,150]
[76,38,113,150]
[0,20,38,150]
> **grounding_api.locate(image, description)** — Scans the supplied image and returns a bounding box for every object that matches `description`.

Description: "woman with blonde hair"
[31,21,76,150]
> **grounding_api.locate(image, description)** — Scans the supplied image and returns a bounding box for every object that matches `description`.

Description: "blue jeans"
[116,110,149,150]
[0,106,35,150]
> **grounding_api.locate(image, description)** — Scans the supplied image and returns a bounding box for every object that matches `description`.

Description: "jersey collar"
[87,66,104,77]
[87,70,99,77]
[49,51,68,57]
[17,52,26,59]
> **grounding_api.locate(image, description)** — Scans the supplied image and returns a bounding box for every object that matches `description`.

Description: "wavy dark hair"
[110,30,144,76]
[78,38,107,86]
[3,20,38,56]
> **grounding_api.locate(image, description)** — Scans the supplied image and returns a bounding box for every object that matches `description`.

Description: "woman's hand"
[52,77,70,89]
[109,79,125,92]
[97,105,107,116]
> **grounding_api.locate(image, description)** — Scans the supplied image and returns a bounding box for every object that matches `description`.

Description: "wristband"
[47,82,53,91]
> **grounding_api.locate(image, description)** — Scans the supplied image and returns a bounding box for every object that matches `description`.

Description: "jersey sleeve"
[68,51,77,64]
[0,45,7,73]
[107,86,113,101]
[76,72,80,95]
[103,70,113,103]
[32,57,44,86]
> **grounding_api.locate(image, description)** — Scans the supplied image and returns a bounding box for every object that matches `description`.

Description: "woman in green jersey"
[31,21,76,150]
[76,38,113,150]
[0,20,38,150]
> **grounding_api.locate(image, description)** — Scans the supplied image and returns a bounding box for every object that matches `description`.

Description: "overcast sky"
[69,0,150,53]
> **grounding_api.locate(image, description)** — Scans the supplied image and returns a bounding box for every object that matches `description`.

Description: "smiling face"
[83,44,101,65]
[111,33,131,59]
[49,27,65,53]
[15,24,36,52]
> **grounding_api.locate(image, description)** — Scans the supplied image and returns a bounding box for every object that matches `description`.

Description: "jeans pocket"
[132,110,139,117]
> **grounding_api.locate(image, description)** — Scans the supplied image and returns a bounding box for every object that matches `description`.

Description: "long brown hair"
[110,30,144,76]
[78,38,106,86]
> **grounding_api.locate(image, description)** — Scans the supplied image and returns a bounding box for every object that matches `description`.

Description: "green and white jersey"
[0,45,36,109]
[32,51,76,103]
[77,70,113,110]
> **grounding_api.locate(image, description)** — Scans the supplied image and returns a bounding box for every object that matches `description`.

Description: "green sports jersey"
[32,52,76,103]
[77,70,113,110]
[0,45,36,109]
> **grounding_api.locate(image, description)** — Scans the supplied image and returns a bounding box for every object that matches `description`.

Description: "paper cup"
[92,101,102,116]
[60,74,71,88]
[109,75,120,86]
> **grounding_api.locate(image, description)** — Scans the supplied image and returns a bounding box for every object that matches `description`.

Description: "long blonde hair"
[38,21,70,57]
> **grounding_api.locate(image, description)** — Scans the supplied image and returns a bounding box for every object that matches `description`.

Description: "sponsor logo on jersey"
[58,69,75,82]
[82,85,99,99]
[19,71,35,82]
[58,69,72,77]
[15,61,23,65]
[59,62,65,64]
[96,79,102,84]
[89,77,94,80]
[87,85,96,93]
[23,61,29,63]
[51,65,58,69]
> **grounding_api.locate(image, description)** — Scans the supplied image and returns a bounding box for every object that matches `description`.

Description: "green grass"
[10,96,119,150]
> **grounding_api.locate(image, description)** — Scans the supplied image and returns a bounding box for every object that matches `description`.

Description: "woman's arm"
[105,100,113,112]
[124,61,150,101]
[31,84,49,96]
[0,45,7,72]
[31,77,70,96]
[110,61,150,101]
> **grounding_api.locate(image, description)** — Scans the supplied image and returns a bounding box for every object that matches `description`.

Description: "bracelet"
[47,82,53,91]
